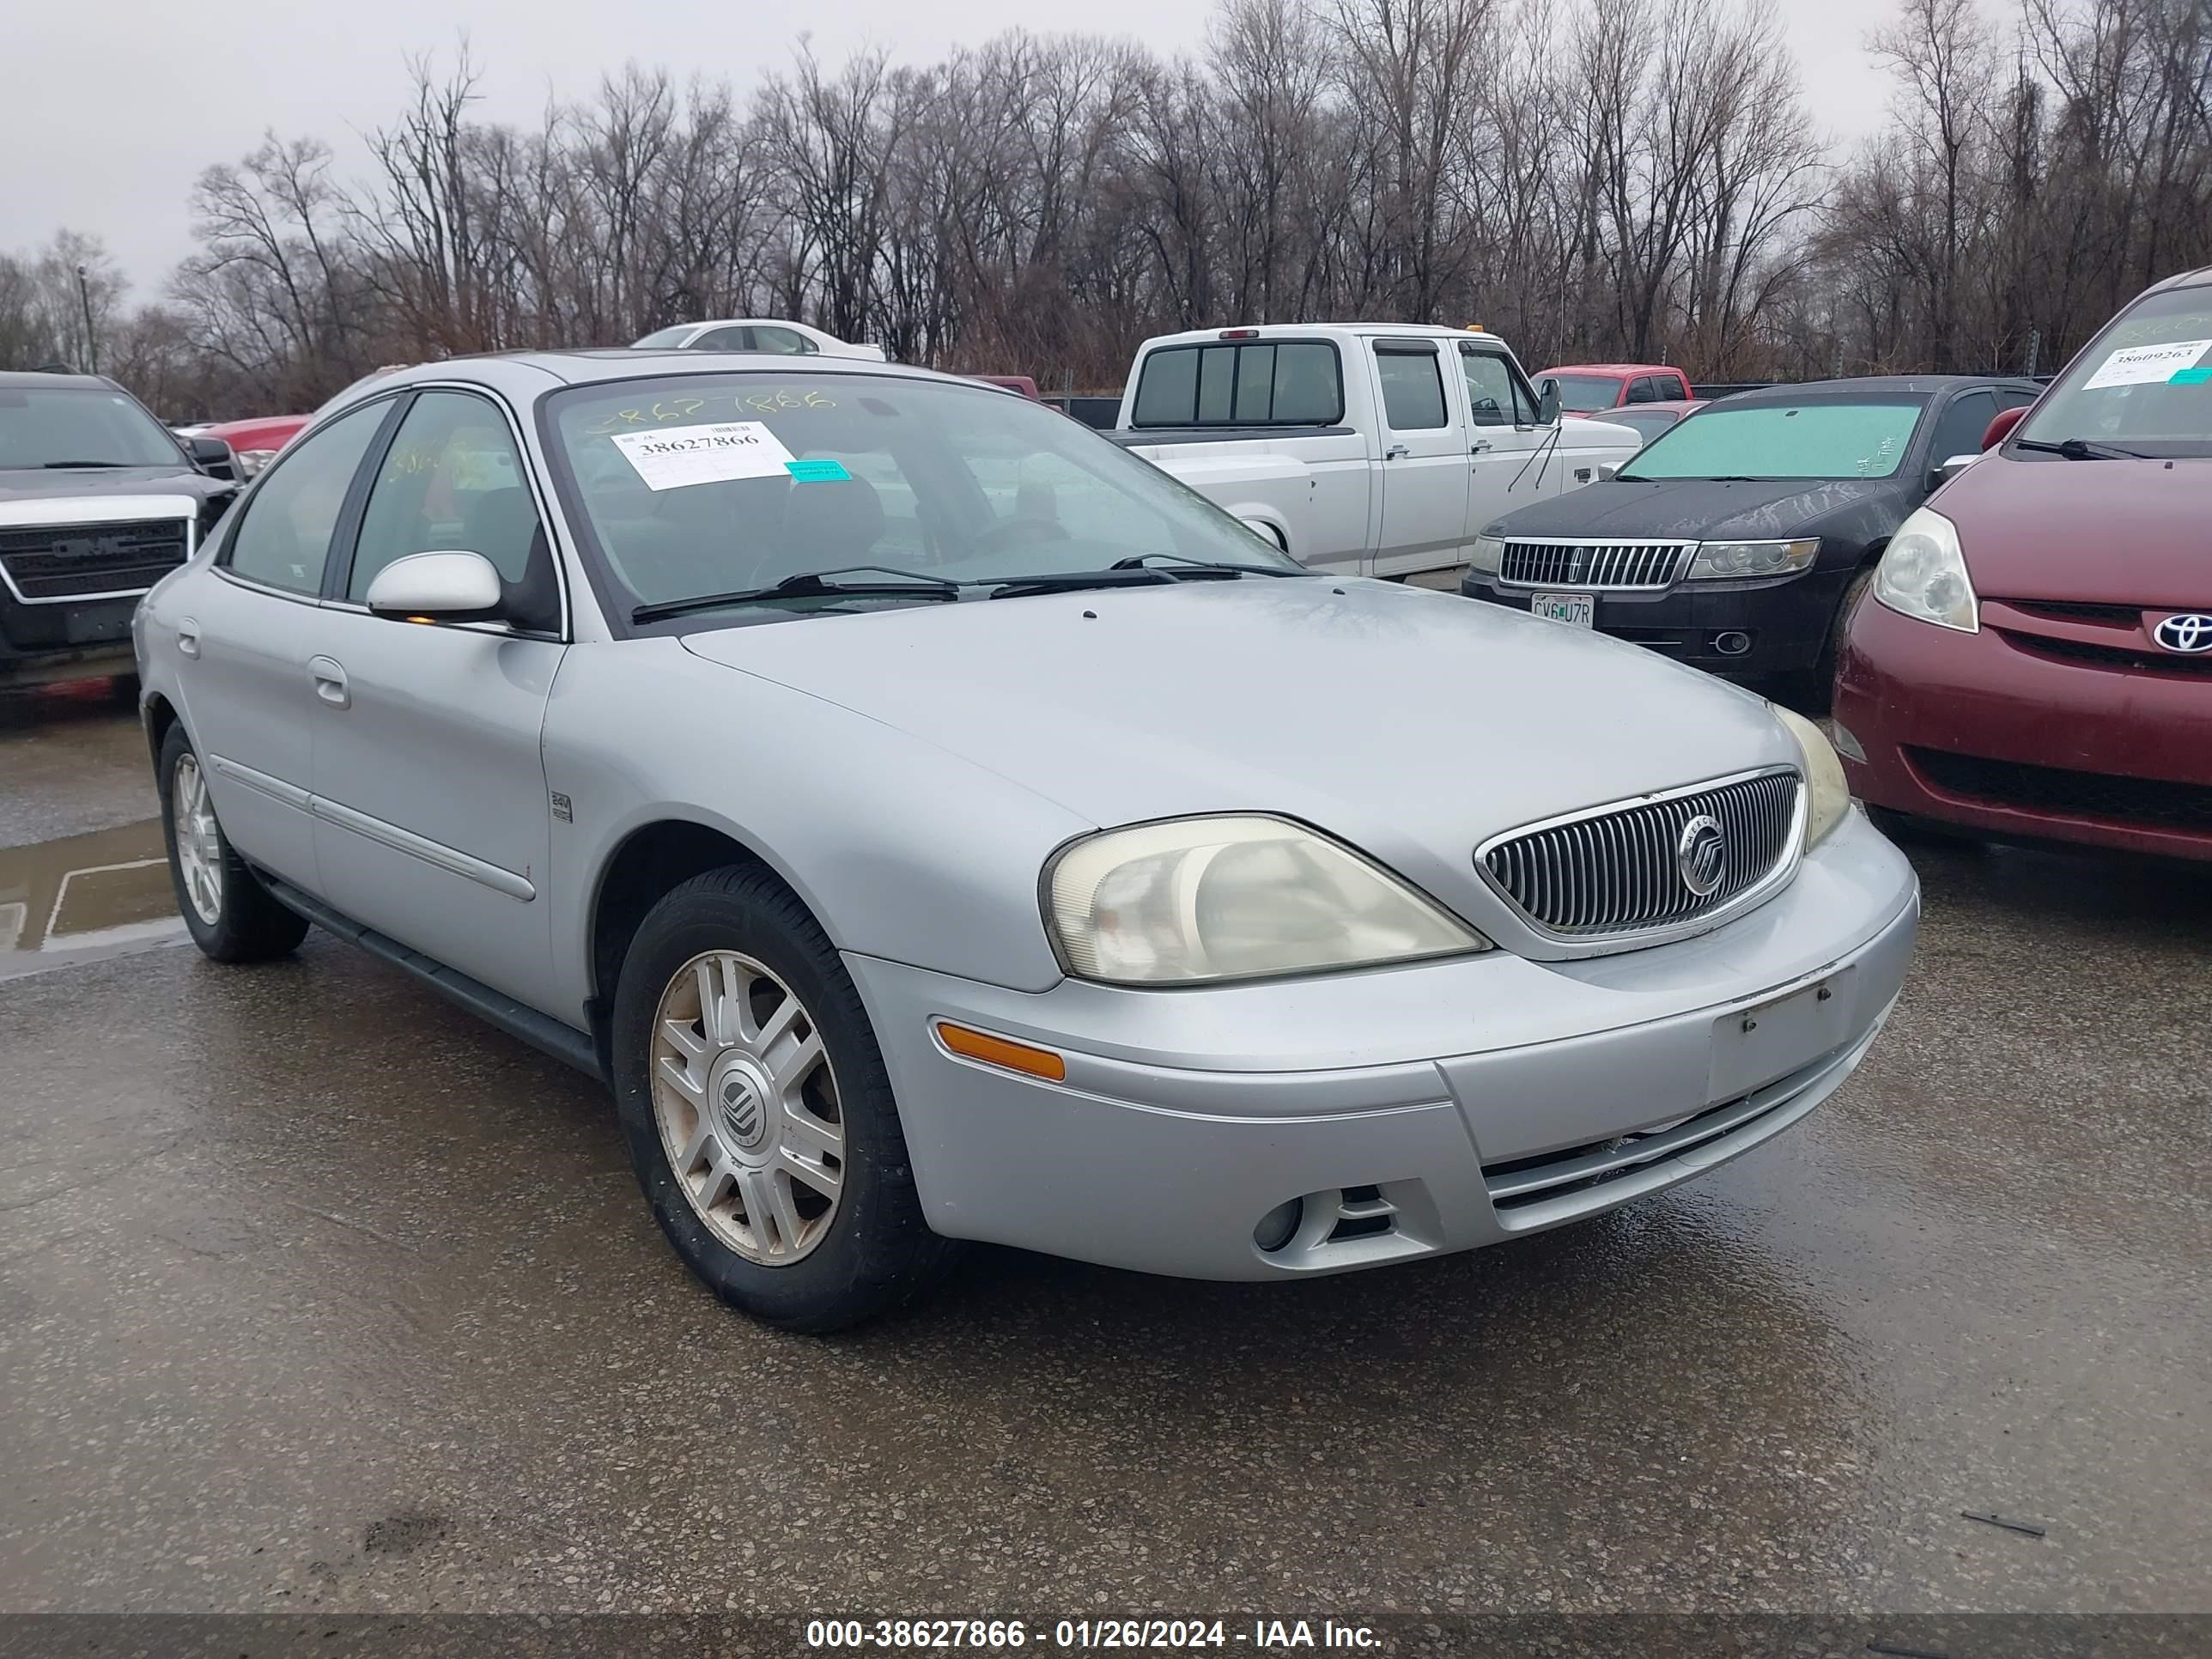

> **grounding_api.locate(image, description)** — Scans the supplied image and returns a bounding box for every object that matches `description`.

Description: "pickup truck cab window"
[221,400,391,597]
[1374,343,1449,430]
[1130,340,1344,428]
[1459,346,1540,428]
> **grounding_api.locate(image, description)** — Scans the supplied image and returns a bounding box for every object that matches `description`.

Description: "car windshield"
[1608,409,1683,444]
[1547,374,1620,413]
[0,384,184,469]
[544,371,1304,622]
[2014,285,2212,459]
[632,326,696,349]
[1619,399,1924,481]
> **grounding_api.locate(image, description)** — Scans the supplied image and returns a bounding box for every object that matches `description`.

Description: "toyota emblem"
[1675,814,1727,896]
[2151,612,2212,654]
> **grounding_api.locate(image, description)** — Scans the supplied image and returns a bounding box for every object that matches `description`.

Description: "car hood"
[679,579,1797,933]
[0,466,233,512]
[1935,453,2209,605]
[1485,476,1907,543]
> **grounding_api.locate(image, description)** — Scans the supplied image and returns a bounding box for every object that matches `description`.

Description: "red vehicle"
[969,374,1041,399]
[1536,363,1693,414]
[198,413,309,477]
[1577,397,1704,445]
[1836,265,2212,861]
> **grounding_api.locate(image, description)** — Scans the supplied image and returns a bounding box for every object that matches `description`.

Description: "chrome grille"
[1480,769,1800,937]
[1499,539,1689,590]
[0,519,192,602]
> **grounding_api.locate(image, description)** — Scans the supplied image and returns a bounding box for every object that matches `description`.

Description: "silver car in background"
[133,349,1918,1330]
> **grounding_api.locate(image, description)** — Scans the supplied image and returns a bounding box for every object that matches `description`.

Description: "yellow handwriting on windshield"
[739,389,837,414]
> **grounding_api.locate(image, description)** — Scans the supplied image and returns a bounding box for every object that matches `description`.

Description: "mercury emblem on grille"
[1675,814,1727,896]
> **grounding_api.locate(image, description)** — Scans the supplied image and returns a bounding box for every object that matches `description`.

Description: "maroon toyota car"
[1835,265,2211,860]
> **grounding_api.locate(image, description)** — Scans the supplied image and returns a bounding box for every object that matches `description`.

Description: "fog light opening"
[1829,720,1868,763]
[1253,1198,1304,1254]
[1712,630,1753,658]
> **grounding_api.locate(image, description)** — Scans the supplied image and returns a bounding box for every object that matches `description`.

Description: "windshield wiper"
[631,565,962,623]
[988,568,1213,599]
[40,459,138,469]
[2013,437,2147,461]
[1109,551,1300,578]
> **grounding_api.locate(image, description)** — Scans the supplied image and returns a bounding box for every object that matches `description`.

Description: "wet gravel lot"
[1,682,2207,1621]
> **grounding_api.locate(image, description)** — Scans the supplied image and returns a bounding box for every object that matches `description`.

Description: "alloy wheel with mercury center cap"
[649,949,846,1265]
[172,752,223,925]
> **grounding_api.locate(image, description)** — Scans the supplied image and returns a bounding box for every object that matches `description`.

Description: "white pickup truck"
[1106,323,1642,578]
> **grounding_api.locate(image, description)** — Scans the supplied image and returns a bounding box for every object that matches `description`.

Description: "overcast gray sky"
[10,0,1892,295]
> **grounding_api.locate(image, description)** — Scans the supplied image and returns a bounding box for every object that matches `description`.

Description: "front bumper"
[1836,598,2212,860]
[847,810,1918,1280]
[0,595,138,687]
[1461,566,1852,676]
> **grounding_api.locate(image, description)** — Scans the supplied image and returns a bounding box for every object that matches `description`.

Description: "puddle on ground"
[0,817,185,976]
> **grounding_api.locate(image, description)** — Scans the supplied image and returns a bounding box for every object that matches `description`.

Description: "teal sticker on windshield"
[785,458,853,483]
[2170,367,2212,386]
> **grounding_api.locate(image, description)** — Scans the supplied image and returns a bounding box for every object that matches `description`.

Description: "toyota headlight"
[1770,705,1850,849]
[1045,815,1489,985]
[1686,538,1820,580]
[1468,534,1505,577]
[1874,507,1978,632]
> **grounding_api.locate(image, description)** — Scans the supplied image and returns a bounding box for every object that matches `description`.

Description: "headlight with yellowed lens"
[1874,506,1978,631]
[1468,534,1505,576]
[1046,816,1489,985]
[1769,705,1850,849]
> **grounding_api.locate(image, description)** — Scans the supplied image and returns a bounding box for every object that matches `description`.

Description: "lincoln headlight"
[1045,816,1489,985]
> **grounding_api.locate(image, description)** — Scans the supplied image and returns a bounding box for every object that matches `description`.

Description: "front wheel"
[610,866,956,1331]
[158,724,310,963]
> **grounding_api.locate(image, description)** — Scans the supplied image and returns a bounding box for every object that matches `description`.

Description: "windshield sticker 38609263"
[2081,338,2212,391]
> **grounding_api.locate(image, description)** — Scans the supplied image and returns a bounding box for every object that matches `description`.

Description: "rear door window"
[1375,344,1449,430]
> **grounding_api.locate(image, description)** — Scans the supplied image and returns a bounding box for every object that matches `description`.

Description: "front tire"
[157,724,311,963]
[610,866,955,1332]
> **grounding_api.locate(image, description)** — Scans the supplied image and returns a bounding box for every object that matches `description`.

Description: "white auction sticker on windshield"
[611,422,796,490]
[2082,338,2212,390]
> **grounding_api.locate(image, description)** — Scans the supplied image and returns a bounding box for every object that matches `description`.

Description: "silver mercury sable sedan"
[135,350,1919,1330]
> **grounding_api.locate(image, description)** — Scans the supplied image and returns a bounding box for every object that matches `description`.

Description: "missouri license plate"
[1530,591,1595,628]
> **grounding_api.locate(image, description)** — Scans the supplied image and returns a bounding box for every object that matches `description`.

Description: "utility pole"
[2025,328,2040,378]
[75,264,98,374]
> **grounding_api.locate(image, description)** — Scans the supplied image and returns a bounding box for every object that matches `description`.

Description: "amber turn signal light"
[934,1021,1066,1082]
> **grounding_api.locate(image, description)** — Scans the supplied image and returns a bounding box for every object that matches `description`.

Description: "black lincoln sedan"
[1461,376,2042,696]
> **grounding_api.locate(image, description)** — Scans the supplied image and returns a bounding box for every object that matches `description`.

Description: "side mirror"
[1981,405,2027,450]
[364,550,505,623]
[1537,378,1562,426]
[1935,453,1979,488]
[185,434,240,481]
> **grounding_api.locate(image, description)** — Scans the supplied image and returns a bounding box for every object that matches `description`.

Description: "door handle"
[1470,440,1494,454]
[309,655,349,708]
[176,619,200,659]
[1384,443,1410,460]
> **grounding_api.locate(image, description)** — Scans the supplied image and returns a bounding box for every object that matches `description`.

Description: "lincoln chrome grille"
[1480,769,1800,937]
[0,519,192,601]
[1499,539,1689,590]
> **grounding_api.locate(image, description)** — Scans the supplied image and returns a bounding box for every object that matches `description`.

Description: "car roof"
[2145,264,2212,295]
[1715,374,2041,405]
[1141,322,1507,349]
[0,368,117,391]
[1541,363,1684,376]
[324,351,968,404]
